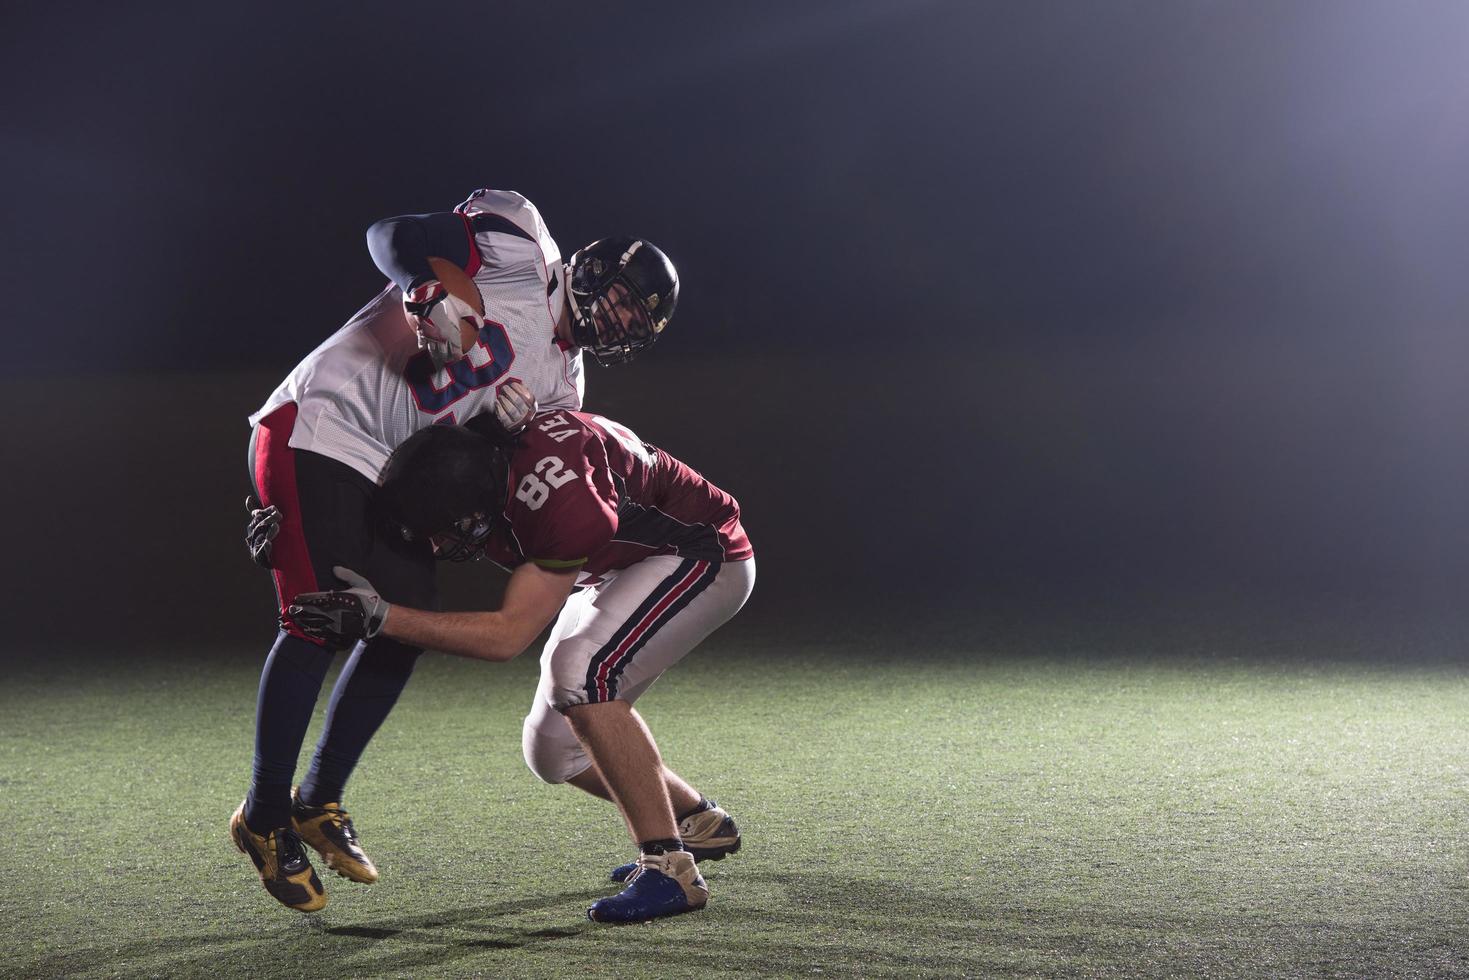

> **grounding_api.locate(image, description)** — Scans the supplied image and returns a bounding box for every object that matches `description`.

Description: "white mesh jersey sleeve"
[456,188,585,411]
[249,191,584,483]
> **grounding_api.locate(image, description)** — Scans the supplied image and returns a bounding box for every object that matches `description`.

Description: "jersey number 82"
[515,456,576,510]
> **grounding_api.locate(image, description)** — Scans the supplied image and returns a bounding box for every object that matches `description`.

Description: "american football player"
[286,411,754,923]
[235,188,680,914]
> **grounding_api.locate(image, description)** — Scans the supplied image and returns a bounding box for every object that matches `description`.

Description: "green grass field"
[2,627,1467,978]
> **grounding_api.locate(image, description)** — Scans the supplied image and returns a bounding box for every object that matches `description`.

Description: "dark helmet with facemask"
[565,237,679,366]
[376,425,509,562]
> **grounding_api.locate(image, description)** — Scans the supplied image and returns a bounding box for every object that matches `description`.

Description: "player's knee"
[271,630,337,674]
[544,638,608,711]
[358,636,423,674]
[548,683,593,713]
[280,619,348,652]
[521,716,588,785]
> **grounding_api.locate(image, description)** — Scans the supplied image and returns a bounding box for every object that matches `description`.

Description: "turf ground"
[2,622,1467,979]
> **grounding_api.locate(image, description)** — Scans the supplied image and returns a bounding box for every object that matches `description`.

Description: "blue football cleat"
[588,850,709,923]
[610,801,741,883]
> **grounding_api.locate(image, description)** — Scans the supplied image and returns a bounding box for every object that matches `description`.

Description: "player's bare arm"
[382,561,578,661]
[289,561,578,662]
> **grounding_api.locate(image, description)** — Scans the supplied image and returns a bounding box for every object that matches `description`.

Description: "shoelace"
[275,829,309,870]
[316,806,360,844]
[636,852,678,875]
[333,813,360,844]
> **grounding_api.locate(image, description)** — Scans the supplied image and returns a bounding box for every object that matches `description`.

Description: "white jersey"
[250,190,584,481]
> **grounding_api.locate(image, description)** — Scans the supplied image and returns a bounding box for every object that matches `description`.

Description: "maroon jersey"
[481,410,752,578]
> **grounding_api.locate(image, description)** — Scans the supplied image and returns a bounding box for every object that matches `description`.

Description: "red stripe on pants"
[593,560,709,701]
[252,403,325,645]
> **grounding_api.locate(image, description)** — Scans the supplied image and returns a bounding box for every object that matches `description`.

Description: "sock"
[676,797,714,823]
[244,632,334,833]
[297,637,420,807]
[638,838,687,856]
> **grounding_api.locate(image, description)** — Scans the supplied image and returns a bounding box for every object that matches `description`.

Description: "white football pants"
[521,556,755,784]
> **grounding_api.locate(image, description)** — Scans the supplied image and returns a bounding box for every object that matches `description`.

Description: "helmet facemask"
[378,426,508,563]
[433,512,495,562]
[566,238,678,366]
[394,511,495,562]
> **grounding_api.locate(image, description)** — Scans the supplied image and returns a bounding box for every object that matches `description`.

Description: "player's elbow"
[475,640,520,663]
[472,616,533,663]
[365,215,408,259]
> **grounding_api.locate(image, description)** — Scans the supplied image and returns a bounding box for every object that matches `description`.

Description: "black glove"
[286,566,390,646]
[246,495,282,568]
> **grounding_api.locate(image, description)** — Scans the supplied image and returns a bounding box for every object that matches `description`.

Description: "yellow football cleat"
[229,801,326,912]
[291,789,379,884]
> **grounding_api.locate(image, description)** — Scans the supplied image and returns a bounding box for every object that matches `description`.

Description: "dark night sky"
[8,1,1468,367]
[2,2,1466,646]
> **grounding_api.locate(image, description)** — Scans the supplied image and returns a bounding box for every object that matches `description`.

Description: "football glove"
[286,567,390,645]
[246,495,282,569]
[492,378,538,433]
[403,279,482,367]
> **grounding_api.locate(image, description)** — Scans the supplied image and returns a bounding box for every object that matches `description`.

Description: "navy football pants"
[244,404,437,832]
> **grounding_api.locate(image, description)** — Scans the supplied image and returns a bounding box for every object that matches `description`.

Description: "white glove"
[403,280,482,367]
[492,379,538,433]
[286,566,390,645]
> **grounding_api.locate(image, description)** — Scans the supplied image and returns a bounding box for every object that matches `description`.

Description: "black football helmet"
[377,425,509,562]
[566,237,678,366]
